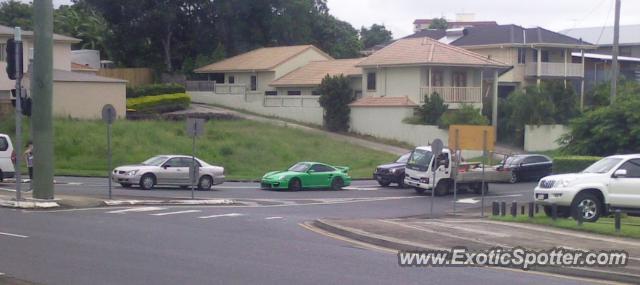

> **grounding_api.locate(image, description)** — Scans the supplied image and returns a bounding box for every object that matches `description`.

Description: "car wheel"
[198,176,213,191]
[331,177,344,190]
[288,178,302,191]
[139,174,155,190]
[377,179,391,187]
[120,183,132,188]
[434,181,449,196]
[509,172,518,184]
[414,187,426,194]
[397,179,406,188]
[571,193,602,222]
[180,185,189,189]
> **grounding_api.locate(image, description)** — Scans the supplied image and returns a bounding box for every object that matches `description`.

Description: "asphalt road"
[0,177,600,285]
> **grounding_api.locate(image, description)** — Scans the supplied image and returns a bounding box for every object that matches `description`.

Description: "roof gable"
[270,58,363,87]
[357,37,509,68]
[194,45,333,73]
[0,24,80,43]
[451,24,592,47]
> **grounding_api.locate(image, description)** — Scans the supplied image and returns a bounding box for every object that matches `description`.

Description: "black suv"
[373,153,411,187]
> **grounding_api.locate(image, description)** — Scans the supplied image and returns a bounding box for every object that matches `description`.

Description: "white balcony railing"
[263,96,320,108]
[185,81,247,95]
[420,86,482,103]
[525,63,584,77]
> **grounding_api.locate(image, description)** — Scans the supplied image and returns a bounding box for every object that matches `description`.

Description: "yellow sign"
[448,125,495,151]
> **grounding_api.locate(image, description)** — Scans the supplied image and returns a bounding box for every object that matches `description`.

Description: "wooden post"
[564,49,568,87]
[537,48,542,86]
[492,69,498,137]
[581,49,586,111]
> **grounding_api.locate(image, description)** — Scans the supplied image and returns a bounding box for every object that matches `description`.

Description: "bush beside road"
[0,117,395,180]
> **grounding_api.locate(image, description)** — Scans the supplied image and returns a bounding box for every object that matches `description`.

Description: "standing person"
[24,141,33,191]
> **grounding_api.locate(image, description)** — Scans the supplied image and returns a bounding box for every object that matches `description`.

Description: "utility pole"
[32,0,54,200]
[12,28,23,201]
[610,0,621,104]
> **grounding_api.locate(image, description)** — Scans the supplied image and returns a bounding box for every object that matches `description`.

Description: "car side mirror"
[163,165,170,169]
[614,169,627,178]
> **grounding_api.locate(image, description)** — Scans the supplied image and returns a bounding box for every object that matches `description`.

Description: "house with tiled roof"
[270,58,363,97]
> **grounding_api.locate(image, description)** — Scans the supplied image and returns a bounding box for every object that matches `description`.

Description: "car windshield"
[582,158,623,174]
[504,156,524,166]
[396,153,411,163]
[142,156,169,166]
[406,149,433,172]
[288,163,310,172]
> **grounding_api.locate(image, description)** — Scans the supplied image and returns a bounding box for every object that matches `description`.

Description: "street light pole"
[610,0,621,104]
[32,0,54,199]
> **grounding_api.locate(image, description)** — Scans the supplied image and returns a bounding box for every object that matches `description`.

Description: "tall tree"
[429,17,448,29]
[54,4,111,59]
[0,0,32,29]
[360,24,392,49]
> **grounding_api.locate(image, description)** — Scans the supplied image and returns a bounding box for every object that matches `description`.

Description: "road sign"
[101,104,116,124]
[186,118,205,137]
[431,138,444,156]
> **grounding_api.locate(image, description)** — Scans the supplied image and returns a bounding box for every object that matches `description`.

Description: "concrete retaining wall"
[524,124,570,152]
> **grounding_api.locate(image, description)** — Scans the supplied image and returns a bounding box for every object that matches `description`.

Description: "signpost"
[102,104,116,199]
[186,118,205,199]
[430,138,443,218]
[452,129,460,215]
[481,130,488,217]
[9,28,24,201]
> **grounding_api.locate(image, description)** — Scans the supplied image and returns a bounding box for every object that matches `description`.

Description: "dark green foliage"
[428,18,448,29]
[416,93,448,125]
[318,75,355,132]
[54,4,111,59]
[584,79,640,109]
[438,104,490,129]
[126,93,191,113]
[360,24,392,49]
[127,83,186,98]
[553,156,602,174]
[561,93,640,156]
[0,0,32,29]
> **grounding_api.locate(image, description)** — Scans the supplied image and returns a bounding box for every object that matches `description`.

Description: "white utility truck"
[404,145,511,196]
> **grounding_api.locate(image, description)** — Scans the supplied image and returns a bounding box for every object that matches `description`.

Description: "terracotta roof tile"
[357,37,509,68]
[194,45,332,73]
[270,58,363,87]
[349,96,418,107]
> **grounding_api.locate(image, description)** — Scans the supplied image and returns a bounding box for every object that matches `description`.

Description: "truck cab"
[404,146,453,196]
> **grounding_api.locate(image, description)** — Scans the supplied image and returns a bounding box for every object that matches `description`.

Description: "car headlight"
[277,175,287,181]
[558,178,575,188]
[390,168,398,174]
[125,170,139,176]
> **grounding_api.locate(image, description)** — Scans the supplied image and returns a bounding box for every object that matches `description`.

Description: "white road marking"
[343,187,379,191]
[150,210,202,216]
[0,232,29,238]
[456,198,479,204]
[265,216,283,220]
[198,213,244,219]
[0,187,16,192]
[107,207,166,214]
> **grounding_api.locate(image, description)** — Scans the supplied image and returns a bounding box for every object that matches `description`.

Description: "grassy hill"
[0,116,396,180]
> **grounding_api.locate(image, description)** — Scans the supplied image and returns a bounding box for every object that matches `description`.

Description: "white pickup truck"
[404,146,511,196]
[534,154,640,222]
[0,133,16,182]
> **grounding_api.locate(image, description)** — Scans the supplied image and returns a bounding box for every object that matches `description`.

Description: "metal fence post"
[615,210,621,233]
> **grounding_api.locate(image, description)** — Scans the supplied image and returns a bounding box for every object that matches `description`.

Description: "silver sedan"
[112,155,225,190]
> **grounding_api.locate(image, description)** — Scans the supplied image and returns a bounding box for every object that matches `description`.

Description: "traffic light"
[9,88,31,117]
[5,38,23,80]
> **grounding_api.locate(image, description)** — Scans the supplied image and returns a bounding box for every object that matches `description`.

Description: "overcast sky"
[47,0,639,38]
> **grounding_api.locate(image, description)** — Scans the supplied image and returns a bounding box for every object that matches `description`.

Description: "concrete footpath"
[313,217,640,284]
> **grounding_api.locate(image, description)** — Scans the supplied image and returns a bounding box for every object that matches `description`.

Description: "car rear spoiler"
[335,166,350,173]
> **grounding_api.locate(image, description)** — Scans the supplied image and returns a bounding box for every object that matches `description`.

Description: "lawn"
[492,213,640,239]
[0,116,396,180]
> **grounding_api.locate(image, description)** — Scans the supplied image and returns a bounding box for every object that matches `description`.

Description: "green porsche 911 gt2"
[261,162,351,191]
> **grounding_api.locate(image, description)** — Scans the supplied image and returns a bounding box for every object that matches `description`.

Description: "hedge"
[126,93,190,113]
[553,156,602,174]
[126,83,186,98]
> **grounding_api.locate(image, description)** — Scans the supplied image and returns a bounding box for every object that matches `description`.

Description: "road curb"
[311,219,640,284]
[103,199,237,206]
[0,199,60,209]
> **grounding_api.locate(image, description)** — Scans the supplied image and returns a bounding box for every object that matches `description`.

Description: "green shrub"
[438,104,489,129]
[414,92,448,125]
[553,156,602,174]
[318,74,355,132]
[126,93,190,113]
[127,83,186,98]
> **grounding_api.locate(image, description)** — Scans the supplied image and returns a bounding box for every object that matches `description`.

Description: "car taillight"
[11,150,16,164]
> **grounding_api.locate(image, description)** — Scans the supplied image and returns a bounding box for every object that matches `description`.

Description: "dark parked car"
[373,153,411,187]
[499,154,553,183]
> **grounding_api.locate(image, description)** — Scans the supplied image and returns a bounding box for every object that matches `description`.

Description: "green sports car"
[261,162,352,191]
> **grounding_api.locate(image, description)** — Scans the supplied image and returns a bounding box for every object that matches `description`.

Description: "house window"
[452,71,467,87]
[287,90,301,96]
[311,89,321,96]
[228,75,235,84]
[431,71,443,86]
[265,90,277,96]
[354,90,362,99]
[250,75,257,91]
[517,48,526,64]
[533,50,550,62]
[367,72,376,91]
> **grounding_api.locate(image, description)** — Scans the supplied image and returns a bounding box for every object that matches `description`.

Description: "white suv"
[0,134,16,182]
[534,154,640,222]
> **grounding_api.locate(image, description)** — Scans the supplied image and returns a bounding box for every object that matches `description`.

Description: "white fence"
[525,63,584,77]
[524,124,570,151]
[420,86,482,103]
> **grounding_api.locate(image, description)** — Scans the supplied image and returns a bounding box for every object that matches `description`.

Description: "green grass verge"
[0,116,395,180]
[492,213,640,239]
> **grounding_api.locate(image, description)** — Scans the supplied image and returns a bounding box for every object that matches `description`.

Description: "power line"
[596,0,614,44]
